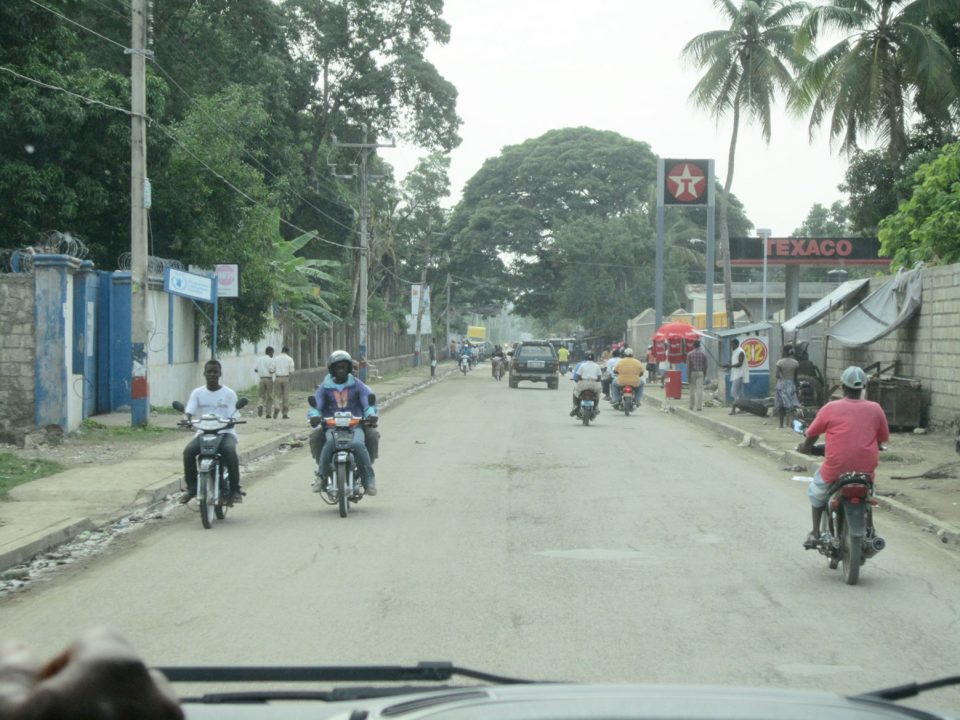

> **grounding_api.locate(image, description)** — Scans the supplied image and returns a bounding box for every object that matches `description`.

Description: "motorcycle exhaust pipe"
[862,536,886,557]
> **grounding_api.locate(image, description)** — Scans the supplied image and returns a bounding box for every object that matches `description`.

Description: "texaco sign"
[663,159,710,206]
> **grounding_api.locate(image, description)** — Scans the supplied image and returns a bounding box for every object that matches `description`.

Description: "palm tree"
[791,0,960,168]
[683,0,811,328]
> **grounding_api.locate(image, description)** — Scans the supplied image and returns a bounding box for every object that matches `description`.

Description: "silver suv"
[509,341,559,389]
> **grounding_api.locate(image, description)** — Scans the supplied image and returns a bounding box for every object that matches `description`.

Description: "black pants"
[310,426,380,463]
[183,434,240,493]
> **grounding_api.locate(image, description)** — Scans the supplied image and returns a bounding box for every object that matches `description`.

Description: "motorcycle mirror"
[172,401,185,413]
[307,395,318,408]
[792,418,806,434]
[236,397,249,410]
[367,393,377,406]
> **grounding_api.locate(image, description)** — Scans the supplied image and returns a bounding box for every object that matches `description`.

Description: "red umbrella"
[651,322,701,362]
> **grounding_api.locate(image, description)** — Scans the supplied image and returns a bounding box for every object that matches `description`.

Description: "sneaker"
[365,482,378,496]
[311,478,323,493]
[569,407,578,417]
[803,532,819,550]
[179,490,196,504]
[229,490,244,505]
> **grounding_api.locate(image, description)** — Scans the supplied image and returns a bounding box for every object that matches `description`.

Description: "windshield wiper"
[853,675,960,702]
[156,661,542,687]
[175,686,488,705]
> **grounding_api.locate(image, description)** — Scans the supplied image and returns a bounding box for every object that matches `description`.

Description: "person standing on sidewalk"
[429,339,437,377]
[273,346,295,418]
[686,339,708,411]
[774,346,801,428]
[254,346,276,418]
[723,338,749,415]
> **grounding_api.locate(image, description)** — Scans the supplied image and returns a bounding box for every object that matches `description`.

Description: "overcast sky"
[389,0,858,237]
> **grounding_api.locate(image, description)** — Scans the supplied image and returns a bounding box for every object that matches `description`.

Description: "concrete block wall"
[826,263,960,429]
[0,275,35,444]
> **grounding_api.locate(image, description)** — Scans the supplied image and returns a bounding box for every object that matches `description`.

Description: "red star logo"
[666,163,706,202]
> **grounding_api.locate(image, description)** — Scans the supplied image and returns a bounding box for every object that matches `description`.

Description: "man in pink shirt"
[796,366,889,548]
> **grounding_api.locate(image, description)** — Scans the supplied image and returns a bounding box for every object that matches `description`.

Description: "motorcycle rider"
[796,366,889,549]
[311,350,380,496]
[611,347,645,408]
[180,359,243,505]
[569,351,603,417]
[602,348,621,400]
[557,344,570,375]
[459,341,474,370]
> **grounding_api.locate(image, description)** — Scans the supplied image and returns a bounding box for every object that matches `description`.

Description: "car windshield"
[3,1,960,719]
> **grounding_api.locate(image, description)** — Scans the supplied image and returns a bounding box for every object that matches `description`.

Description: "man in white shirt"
[723,338,750,415]
[254,346,276,418]
[181,359,242,504]
[273,346,296,419]
[570,352,603,417]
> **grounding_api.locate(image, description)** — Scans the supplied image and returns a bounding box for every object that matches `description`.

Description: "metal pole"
[445,273,451,359]
[758,228,771,321]
[358,125,369,381]
[129,0,149,427]
[655,159,665,329]
[706,160,716,334]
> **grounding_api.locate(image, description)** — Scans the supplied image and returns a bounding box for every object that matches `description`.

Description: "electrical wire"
[0,64,136,117]
[148,58,360,235]
[25,0,129,51]
[86,0,131,24]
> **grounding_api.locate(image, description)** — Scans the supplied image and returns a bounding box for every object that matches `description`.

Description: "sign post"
[164,267,219,357]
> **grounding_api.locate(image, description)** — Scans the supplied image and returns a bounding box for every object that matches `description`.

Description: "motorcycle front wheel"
[840,512,862,585]
[337,463,349,518]
[198,470,216,529]
[582,412,591,426]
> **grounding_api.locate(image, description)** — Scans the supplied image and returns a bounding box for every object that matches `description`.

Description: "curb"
[0,369,453,573]
[645,394,960,546]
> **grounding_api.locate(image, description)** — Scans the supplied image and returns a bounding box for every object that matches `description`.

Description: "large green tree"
[793,0,960,167]
[878,142,960,268]
[683,0,811,328]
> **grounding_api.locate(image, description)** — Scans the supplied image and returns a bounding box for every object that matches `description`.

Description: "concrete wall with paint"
[0,274,36,445]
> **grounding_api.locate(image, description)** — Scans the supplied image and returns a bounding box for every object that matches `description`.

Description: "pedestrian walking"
[686,339,708,411]
[254,346,276,418]
[645,345,658,384]
[774,346,801,428]
[273,346,296,418]
[429,339,437,377]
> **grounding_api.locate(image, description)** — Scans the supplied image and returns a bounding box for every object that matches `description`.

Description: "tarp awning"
[826,266,923,347]
[781,279,869,333]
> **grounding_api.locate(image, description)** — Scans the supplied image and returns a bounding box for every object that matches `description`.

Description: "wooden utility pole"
[129,0,150,426]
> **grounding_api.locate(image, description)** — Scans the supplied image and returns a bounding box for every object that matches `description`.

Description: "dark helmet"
[327,349,352,374]
[585,351,595,361]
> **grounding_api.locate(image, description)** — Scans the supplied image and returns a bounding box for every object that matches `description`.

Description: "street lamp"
[757,228,772,321]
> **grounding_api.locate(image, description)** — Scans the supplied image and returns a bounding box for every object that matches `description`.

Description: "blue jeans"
[318,427,375,485]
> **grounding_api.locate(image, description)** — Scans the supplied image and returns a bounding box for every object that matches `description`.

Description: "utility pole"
[332,124,393,382]
[128,0,151,426]
[445,273,452,359]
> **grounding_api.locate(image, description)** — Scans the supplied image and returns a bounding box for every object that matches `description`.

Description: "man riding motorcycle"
[490,344,506,378]
[796,365,889,549]
[611,347,645,408]
[569,351,603,417]
[180,359,243,505]
[310,350,380,496]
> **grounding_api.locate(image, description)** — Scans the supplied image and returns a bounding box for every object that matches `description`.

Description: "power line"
[0,64,135,116]
[86,0,131,23]
[151,120,357,251]
[148,58,360,235]
[25,0,129,51]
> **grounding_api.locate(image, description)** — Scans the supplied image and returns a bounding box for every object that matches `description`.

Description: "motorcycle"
[619,384,636,416]
[172,397,248,529]
[308,395,377,518]
[577,388,598,426]
[795,422,886,585]
[460,355,470,374]
[492,356,505,381]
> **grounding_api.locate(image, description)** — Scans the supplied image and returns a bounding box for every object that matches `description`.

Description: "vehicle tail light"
[841,484,870,499]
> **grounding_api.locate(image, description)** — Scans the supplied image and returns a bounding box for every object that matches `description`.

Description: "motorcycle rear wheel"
[841,514,862,585]
[623,398,632,416]
[337,464,349,518]
[198,471,216,529]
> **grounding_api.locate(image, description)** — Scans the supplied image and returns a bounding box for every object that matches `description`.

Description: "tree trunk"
[720,100,741,330]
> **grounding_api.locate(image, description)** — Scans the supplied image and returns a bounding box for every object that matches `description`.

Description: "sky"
[389,0,858,237]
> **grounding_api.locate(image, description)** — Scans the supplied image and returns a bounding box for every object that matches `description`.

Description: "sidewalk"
[639,379,960,546]
[3,364,958,574]
[0,363,452,573]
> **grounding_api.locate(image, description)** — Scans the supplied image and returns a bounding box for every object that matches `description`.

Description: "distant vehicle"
[509,341,559,389]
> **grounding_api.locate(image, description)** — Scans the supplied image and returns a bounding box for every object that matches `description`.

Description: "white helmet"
[623,347,634,357]
[327,350,352,373]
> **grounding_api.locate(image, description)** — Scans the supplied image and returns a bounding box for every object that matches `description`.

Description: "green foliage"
[0,453,63,499]
[878,142,960,268]
[792,201,851,237]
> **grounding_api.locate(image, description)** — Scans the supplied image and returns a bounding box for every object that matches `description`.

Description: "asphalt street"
[2,369,959,715]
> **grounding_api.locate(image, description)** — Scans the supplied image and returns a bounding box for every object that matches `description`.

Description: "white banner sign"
[410,284,430,315]
[165,268,215,303]
[406,313,432,335]
[188,264,239,298]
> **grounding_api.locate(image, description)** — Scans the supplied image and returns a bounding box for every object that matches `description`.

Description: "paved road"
[2,369,959,713]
